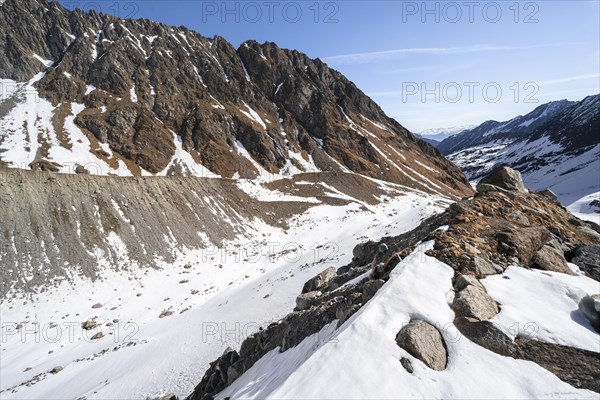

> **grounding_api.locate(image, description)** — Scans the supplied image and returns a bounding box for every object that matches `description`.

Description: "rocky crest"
[188,167,600,399]
[0,0,471,197]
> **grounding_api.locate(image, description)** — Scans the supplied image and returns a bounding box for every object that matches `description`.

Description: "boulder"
[74,165,90,174]
[302,267,336,293]
[578,294,600,333]
[50,366,63,374]
[400,357,414,373]
[476,183,517,198]
[571,245,600,269]
[362,279,385,303]
[81,319,97,330]
[496,226,552,264]
[454,317,518,357]
[532,245,573,275]
[29,160,62,172]
[536,189,559,203]
[452,285,499,321]
[395,320,447,371]
[472,255,504,276]
[90,331,104,340]
[454,274,484,292]
[295,291,322,311]
[477,166,527,193]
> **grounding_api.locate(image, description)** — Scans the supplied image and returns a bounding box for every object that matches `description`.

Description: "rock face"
[0,0,472,198]
[302,267,337,294]
[532,245,573,275]
[395,320,447,371]
[496,226,552,264]
[452,285,499,321]
[477,166,527,193]
[295,291,322,311]
[571,245,600,281]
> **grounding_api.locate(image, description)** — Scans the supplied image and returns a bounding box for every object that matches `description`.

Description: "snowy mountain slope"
[445,95,600,205]
[0,170,450,399]
[568,192,600,224]
[437,100,574,155]
[188,172,600,400]
[0,0,471,198]
[216,243,597,400]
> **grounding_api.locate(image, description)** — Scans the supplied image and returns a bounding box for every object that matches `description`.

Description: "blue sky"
[58,0,600,132]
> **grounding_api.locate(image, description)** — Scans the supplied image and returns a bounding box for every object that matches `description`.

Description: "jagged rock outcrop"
[0,0,472,198]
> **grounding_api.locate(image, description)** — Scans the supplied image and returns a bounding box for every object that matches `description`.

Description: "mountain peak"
[0,0,472,197]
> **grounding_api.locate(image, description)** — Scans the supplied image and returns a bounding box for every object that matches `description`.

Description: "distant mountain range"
[417,125,476,144]
[439,95,600,205]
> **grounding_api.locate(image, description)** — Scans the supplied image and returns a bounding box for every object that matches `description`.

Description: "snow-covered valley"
[0,173,449,399]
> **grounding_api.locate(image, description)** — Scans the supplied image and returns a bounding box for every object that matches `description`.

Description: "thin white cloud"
[537,73,600,86]
[323,43,574,65]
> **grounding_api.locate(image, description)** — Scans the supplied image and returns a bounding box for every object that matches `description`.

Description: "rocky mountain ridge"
[0,0,471,198]
[442,95,600,204]
[437,99,574,155]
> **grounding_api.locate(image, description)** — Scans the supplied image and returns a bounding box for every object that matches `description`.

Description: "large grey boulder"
[578,294,600,333]
[454,317,518,357]
[452,285,499,321]
[454,274,484,292]
[302,267,337,293]
[477,166,527,193]
[295,291,322,311]
[496,226,552,264]
[532,245,573,275]
[395,320,447,371]
[571,244,600,280]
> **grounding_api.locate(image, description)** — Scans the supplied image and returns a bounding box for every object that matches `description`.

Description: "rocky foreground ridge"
[0,0,470,198]
[187,167,600,399]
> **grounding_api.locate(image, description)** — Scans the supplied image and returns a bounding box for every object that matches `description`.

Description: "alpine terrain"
[439,96,600,214]
[0,0,599,399]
